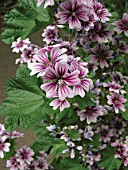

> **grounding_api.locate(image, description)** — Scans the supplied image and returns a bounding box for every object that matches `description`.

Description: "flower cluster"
[7,147,49,170]
[3,0,128,169]
[0,124,23,159]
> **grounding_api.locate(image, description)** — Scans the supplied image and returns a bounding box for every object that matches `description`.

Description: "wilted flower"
[107,92,127,113]
[113,13,128,37]
[77,105,103,124]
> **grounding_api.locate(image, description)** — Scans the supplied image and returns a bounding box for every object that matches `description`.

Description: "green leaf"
[50,139,67,158]
[4,115,19,132]
[33,123,54,152]
[53,158,88,170]
[2,0,50,44]
[98,146,122,170]
[0,65,45,131]
[98,156,122,170]
[73,92,94,110]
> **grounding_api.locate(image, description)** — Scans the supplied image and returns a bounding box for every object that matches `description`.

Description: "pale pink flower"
[107,92,127,113]
[10,131,24,139]
[58,0,89,30]
[113,13,128,37]
[37,0,54,8]
[36,157,48,170]
[0,136,10,158]
[42,25,60,44]
[95,125,113,143]
[73,67,93,98]
[77,106,103,124]
[28,47,67,77]
[103,82,125,94]
[90,44,113,69]
[16,146,34,165]
[0,124,5,134]
[7,157,24,170]
[50,98,70,111]
[11,38,30,53]
[111,140,127,158]
[93,1,111,23]
[41,62,80,100]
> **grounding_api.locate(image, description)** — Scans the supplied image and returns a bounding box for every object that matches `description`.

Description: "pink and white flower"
[11,38,30,53]
[113,13,128,37]
[7,157,24,170]
[41,62,80,100]
[58,0,89,30]
[10,131,24,139]
[16,146,34,165]
[50,98,70,111]
[73,67,93,97]
[36,157,48,170]
[90,44,113,69]
[28,47,67,77]
[107,92,127,113]
[111,140,127,158]
[84,22,112,43]
[93,1,111,23]
[0,136,10,158]
[42,25,60,44]
[37,0,54,8]
[95,125,113,143]
[77,105,103,124]
[103,82,125,94]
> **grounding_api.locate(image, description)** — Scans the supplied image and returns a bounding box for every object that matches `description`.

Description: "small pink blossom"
[107,92,127,113]
[41,62,80,100]
[113,13,128,37]
[11,38,30,53]
[50,98,70,111]
[7,157,24,170]
[16,146,34,165]
[0,136,10,158]
[90,44,113,69]
[42,25,60,44]
[77,105,103,124]
[28,47,67,77]
[10,131,24,139]
[37,0,54,8]
[95,125,113,143]
[93,1,111,23]
[58,0,89,30]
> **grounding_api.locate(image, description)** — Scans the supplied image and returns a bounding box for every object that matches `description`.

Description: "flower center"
[72,12,76,16]
[58,79,64,85]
